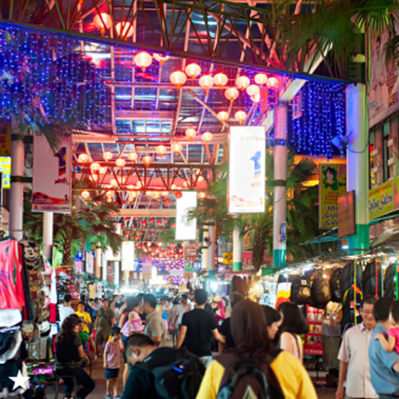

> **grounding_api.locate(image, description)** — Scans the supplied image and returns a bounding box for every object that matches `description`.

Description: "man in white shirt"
[336,296,378,399]
[176,294,192,329]
[59,294,74,325]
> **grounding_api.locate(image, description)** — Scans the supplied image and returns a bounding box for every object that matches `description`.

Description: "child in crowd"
[103,327,124,399]
[375,300,399,354]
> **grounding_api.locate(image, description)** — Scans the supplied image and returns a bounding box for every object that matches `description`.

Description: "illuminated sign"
[228,126,266,214]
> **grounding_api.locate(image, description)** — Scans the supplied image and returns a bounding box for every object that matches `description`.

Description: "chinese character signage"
[184,243,199,262]
[175,191,197,241]
[338,191,355,239]
[0,120,11,156]
[319,164,347,229]
[228,126,266,214]
[32,134,72,213]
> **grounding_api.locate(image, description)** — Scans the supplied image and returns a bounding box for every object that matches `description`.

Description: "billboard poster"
[228,126,266,214]
[32,134,72,213]
[0,120,11,156]
[121,241,135,271]
[142,258,152,279]
[369,23,399,127]
[85,252,94,274]
[338,191,356,239]
[319,164,347,229]
[175,191,197,241]
[184,243,199,262]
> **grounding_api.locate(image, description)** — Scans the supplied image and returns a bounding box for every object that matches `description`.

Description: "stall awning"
[302,212,399,245]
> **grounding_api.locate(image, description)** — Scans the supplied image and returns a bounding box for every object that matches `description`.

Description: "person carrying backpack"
[122,333,205,399]
[196,300,317,399]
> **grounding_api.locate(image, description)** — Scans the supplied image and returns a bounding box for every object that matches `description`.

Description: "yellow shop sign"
[369,177,399,219]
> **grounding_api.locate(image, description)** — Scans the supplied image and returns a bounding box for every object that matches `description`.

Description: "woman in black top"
[56,316,95,399]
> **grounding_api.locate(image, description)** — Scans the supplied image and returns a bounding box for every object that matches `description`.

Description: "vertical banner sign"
[32,134,72,213]
[338,191,356,239]
[142,258,152,279]
[121,241,135,271]
[0,120,11,156]
[0,157,11,188]
[319,164,347,229]
[175,191,197,240]
[228,126,266,214]
[85,252,94,274]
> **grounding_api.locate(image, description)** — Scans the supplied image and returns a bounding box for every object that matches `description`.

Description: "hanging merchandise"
[340,261,363,332]
[290,275,312,305]
[384,263,397,299]
[362,259,382,298]
[329,267,342,302]
[0,238,25,310]
[311,271,332,308]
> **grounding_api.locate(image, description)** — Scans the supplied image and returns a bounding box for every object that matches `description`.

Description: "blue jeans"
[58,367,95,399]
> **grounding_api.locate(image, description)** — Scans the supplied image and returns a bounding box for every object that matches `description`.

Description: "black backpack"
[217,350,285,399]
[138,347,205,399]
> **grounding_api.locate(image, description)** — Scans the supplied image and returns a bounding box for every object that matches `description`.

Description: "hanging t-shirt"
[94,282,103,298]
[0,239,25,310]
[88,284,95,300]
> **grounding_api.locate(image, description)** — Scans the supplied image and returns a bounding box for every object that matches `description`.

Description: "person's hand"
[104,362,108,369]
[375,333,383,341]
[336,386,344,399]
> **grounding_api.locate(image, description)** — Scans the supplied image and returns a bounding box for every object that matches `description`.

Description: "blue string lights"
[290,82,346,159]
[0,27,107,129]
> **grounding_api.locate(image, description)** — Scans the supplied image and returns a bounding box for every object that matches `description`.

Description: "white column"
[114,261,120,289]
[95,247,102,279]
[208,224,216,275]
[201,229,209,272]
[273,102,288,268]
[346,83,369,252]
[10,134,24,240]
[42,212,53,261]
[233,225,242,271]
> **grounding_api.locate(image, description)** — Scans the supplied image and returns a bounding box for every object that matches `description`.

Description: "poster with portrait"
[369,22,399,127]
[319,164,347,229]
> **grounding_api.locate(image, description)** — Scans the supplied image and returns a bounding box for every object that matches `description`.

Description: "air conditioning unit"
[388,138,396,147]
[388,157,397,166]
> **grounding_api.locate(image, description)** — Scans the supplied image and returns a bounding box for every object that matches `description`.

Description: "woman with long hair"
[196,300,316,399]
[55,316,95,399]
[262,305,283,343]
[277,302,308,363]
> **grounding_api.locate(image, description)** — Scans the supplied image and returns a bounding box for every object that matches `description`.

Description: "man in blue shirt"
[369,297,399,398]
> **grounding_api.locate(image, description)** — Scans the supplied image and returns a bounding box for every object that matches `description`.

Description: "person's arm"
[218,340,225,354]
[94,309,100,330]
[103,346,108,369]
[176,325,187,349]
[336,361,349,399]
[375,333,396,352]
[120,313,127,328]
[280,332,295,355]
[128,312,133,336]
[212,329,226,344]
[77,345,90,362]
[119,337,125,352]
[152,336,162,344]
[393,361,399,373]
[111,318,115,328]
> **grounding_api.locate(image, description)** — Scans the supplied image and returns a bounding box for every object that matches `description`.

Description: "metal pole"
[10,128,24,240]
[273,102,288,267]
[346,83,369,254]
[233,225,242,271]
[202,228,209,274]
[42,212,54,261]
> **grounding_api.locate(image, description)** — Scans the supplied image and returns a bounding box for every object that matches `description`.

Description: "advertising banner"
[0,157,11,188]
[369,177,399,219]
[121,241,135,271]
[85,252,94,274]
[369,23,399,128]
[319,164,347,229]
[184,243,199,262]
[142,258,152,279]
[228,126,266,214]
[32,134,72,213]
[175,191,197,241]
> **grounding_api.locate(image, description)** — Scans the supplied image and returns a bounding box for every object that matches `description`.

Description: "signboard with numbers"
[32,134,72,213]
[228,126,266,214]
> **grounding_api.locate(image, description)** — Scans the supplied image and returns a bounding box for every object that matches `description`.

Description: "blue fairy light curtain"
[290,82,346,159]
[0,27,107,128]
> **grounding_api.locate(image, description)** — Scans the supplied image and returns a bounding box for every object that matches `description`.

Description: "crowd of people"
[55,289,399,399]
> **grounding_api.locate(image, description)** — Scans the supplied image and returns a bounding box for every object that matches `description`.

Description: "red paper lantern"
[164,230,168,234]
[142,221,147,226]
[163,218,169,223]
[139,230,144,234]
[149,218,155,223]
[171,223,176,228]
[175,191,183,199]
[151,231,156,235]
